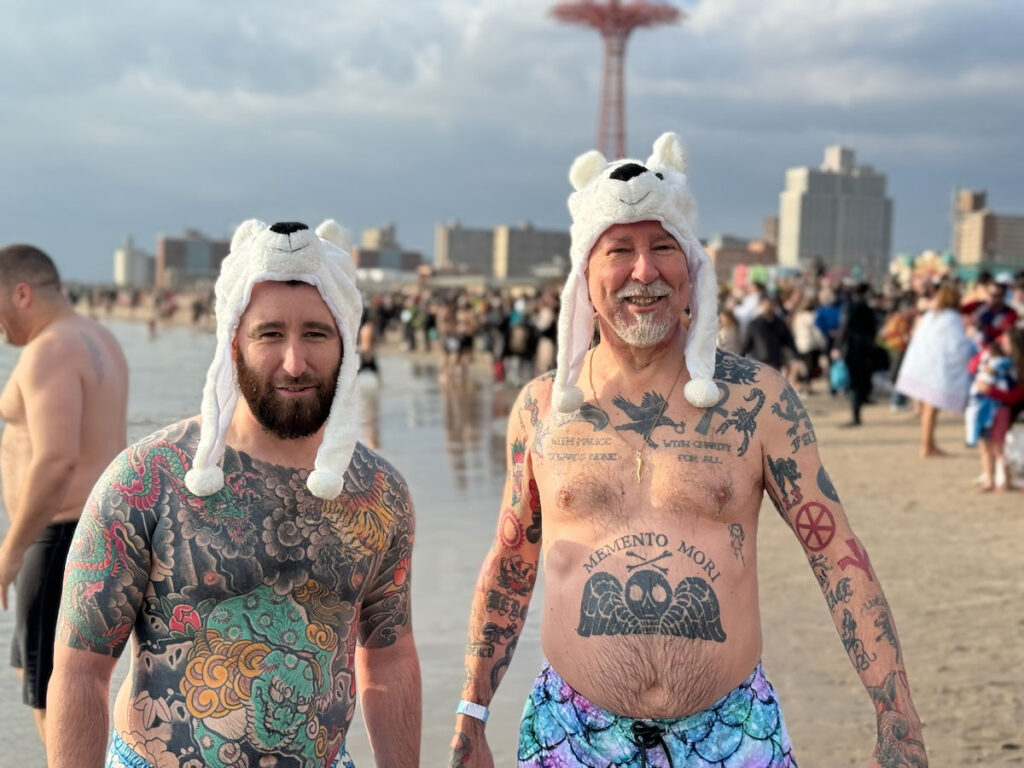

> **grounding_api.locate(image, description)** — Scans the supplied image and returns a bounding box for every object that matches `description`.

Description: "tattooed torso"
[57,419,413,768]
[526,351,791,718]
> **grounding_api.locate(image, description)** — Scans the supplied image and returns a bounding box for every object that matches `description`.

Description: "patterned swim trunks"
[105,731,357,768]
[518,661,797,767]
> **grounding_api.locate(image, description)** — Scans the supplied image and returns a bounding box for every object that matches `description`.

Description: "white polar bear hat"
[552,132,721,413]
[184,219,363,501]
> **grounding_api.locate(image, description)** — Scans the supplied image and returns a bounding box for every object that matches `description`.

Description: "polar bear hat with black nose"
[552,132,721,413]
[184,219,362,501]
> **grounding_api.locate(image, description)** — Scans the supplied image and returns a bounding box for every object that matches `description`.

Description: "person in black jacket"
[836,283,879,426]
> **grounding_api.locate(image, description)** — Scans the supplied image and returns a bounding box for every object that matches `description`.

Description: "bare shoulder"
[345,442,414,523]
[512,369,557,429]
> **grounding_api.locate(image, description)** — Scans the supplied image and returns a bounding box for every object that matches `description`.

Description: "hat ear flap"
[231,219,265,253]
[316,220,353,253]
[569,150,608,191]
[648,132,687,174]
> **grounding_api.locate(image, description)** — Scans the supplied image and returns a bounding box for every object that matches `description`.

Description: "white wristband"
[457,699,490,723]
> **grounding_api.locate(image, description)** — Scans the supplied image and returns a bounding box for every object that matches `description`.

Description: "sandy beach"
[0,330,1021,766]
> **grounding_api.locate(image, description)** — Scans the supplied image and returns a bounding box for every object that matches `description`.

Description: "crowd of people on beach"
[361,265,1024,491]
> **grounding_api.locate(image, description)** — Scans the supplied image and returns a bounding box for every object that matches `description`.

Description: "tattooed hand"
[449,728,493,768]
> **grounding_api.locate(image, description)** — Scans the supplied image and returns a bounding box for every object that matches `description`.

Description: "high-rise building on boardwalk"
[778,146,892,276]
[155,229,230,289]
[434,221,570,280]
[952,189,1024,271]
[112,236,155,288]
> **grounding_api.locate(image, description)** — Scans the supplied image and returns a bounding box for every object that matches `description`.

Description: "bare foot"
[920,447,948,458]
[975,484,995,493]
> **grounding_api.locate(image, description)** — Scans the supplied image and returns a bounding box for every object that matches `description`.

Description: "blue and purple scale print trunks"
[518,660,797,767]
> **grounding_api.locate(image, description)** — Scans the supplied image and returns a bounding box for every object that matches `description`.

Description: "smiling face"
[234,281,342,440]
[585,220,690,348]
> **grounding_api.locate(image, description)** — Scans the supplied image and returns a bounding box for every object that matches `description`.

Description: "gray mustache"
[615,280,671,300]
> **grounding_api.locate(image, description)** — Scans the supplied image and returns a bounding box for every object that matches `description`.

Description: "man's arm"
[357,634,421,766]
[450,384,543,768]
[0,341,83,608]
[46,645,118,766]
[357,466,420,767]
[761,373,927,767]
[47,451,154,768]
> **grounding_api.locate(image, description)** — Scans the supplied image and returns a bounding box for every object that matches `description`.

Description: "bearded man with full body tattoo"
[47,221,420,768]
[450,134,926,768]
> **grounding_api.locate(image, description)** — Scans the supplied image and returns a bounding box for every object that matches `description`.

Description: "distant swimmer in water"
[450,134,927,768]
[0,244,128,746]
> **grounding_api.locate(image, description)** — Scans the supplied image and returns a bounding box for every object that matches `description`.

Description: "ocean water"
[0,320,544,766]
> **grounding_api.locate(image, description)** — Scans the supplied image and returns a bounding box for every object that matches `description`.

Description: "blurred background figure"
[895,281,974,457]
[358,306,381,449]
[835,282,879,427]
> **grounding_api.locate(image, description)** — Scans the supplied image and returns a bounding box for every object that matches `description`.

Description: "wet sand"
[1,339,1021,766]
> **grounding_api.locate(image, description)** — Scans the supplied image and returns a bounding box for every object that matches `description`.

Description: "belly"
[540,525,762,718]
[0,424,30,517]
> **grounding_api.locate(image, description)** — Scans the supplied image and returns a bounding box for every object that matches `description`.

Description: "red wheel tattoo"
[795,502,836,552]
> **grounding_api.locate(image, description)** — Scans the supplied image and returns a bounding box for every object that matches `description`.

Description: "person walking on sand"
[47,221,420,768]
[895,280,974,457]
[449,134,926,768]
[0,244,128,746]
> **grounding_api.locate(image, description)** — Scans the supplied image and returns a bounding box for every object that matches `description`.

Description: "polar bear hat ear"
[647,131,688,174]
[552,132,721,414]
[569,149,608,192]
[184,219,364,501]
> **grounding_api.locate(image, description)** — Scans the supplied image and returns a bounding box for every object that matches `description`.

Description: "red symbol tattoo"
[783,485,803,512]
[837,538,873,581]
[499,508,524,550]
[795,502,836,552]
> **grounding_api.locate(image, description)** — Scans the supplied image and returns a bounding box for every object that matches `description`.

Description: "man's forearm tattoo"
[841,608,877,671]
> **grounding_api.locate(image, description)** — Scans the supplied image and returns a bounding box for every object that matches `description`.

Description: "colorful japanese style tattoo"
[56,419,414,767]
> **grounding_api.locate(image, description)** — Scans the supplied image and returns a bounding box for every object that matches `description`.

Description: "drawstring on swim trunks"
[631,721,675,768]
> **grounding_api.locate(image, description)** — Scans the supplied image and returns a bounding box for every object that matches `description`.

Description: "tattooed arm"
[47,451,154,768]
[761,374,927,768]
[449,385,543,768]
[357,468,421,768]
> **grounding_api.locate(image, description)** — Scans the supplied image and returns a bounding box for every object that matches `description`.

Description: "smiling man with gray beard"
[450,134,926,768]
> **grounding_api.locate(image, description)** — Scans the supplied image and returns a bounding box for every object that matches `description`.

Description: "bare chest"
[0,367,25,426]
[531,408,764,533]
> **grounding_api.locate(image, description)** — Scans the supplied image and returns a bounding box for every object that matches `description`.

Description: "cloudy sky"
[2,0,1022,282]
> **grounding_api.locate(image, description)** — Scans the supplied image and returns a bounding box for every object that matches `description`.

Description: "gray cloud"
[0,0,1020,280]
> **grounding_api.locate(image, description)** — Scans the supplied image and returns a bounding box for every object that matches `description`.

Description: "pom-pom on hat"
[552,132,721,413]
[184,219,363,501]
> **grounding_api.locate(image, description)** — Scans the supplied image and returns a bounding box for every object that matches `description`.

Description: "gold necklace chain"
[587,348,686,484]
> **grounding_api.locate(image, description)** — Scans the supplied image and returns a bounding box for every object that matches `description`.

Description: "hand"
[975,380,991,395]
[449,730,493,768]
[0,540,24,611]
[869,711,927,768]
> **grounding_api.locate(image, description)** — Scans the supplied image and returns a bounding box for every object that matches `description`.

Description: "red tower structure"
[552,0,681,159]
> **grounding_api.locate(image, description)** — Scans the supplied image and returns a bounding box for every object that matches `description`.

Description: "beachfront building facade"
[156,229,230,289]
[778,146,892,277]
[493,223,570,280]
[353,224,423,271]
[113,236,155,288]
[434,220,570,280]
[704,234,777,286]
[953,189,1024,272]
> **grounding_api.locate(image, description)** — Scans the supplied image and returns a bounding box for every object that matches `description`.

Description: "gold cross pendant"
[635,449,643,484]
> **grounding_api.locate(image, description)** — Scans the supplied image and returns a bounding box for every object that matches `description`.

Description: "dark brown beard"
[236,351,341,439]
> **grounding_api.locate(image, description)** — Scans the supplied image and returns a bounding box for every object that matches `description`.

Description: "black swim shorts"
[9,520,78,709]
